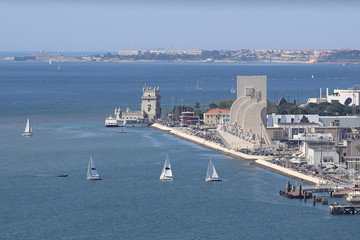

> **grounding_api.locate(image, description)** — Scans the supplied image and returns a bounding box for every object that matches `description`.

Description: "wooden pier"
[279,180,312,199]
[330,204,360,215]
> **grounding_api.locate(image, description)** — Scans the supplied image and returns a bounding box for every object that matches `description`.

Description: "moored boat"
[346,190,360,203]
[332,187,352,198]
[105,115,118,127]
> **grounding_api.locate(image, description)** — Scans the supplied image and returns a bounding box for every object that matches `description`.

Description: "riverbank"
[151,123,264,160]
[253,159,326,185]
[151,123,326,185]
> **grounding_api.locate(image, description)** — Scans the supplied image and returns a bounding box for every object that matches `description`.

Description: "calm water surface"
[1,62,359,239]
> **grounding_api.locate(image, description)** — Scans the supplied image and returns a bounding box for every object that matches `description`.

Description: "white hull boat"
[22,118,33,136]
[160,154,173,181]
[346,191,360,203]
[205,158,221,182]
[87,155,102,180]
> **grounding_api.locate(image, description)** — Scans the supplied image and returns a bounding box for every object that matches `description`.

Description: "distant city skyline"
[1,0,359,52]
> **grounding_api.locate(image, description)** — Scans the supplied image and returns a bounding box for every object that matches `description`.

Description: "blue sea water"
[1,62,360,239]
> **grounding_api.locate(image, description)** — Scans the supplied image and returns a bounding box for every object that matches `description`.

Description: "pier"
[279,180,313,199]
[330,204,360,215]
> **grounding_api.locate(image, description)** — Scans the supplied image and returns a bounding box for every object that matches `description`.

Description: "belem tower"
[114,87,161,124]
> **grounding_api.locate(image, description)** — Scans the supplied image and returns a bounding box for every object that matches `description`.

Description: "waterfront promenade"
[151,123,327,185]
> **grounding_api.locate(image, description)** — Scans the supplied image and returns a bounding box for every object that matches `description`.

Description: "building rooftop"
[206,109,230,114]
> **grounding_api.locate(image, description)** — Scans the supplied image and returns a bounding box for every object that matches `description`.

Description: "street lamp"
[320,136,323,168]
[260,122,263,151]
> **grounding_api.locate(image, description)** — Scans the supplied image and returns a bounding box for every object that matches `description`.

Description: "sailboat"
[57,63,61,70]
[160,154,173,180]
[205,158,221,182]
[231,87,236,94]
[22,118,33,136]
[87,155,102,180]
[196,81,202,91]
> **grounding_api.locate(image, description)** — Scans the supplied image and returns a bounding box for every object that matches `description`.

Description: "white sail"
[196,81,201,91]
[160,154,173,180]
[205,158,221,182]
[24,118,30,132]
[87,155,102,180]
[22,118,33,136]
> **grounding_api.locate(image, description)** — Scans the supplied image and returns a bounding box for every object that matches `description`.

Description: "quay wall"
[151,123,262,160]
[253,160,325,185]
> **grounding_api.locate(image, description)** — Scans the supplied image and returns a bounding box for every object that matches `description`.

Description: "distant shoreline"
[1,59,357,65]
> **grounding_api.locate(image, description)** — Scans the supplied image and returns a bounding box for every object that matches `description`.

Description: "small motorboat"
[57,172,68,177]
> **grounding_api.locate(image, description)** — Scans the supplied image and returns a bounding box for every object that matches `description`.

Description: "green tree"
[218,99,234,109]
[194,102,200,110]
[208,103,217,109]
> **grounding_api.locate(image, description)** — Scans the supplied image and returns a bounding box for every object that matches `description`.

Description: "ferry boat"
[346,190,360,203]
[105,115,118,127]
[332,187,352,198]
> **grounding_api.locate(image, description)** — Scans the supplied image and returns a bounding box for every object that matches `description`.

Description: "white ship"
[105,115,118,127]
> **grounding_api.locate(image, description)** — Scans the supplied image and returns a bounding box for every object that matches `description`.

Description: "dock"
[279,180,313,199]
[330,204,360,215]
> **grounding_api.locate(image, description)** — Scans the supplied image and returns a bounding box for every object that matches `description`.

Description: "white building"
[267,113,322,127]
[118,50,140,56]
[293,133,333,141]
[267,114,323,139]
[327,86,360,106]
[301,141,339,166]
[307,85,360,106]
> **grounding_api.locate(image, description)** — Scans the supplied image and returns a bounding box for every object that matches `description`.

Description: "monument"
[218,75,271,149]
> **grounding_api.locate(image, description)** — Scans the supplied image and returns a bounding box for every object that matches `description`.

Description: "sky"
[1,0,359,52]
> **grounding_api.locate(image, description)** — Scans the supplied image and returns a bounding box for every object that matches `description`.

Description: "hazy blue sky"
[1,0,359,52]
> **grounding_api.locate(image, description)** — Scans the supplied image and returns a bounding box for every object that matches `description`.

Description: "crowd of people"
[178,127,226,148]
[220,124,263,145]
[155,120,226,147]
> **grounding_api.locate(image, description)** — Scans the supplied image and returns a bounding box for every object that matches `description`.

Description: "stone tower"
[141,87,161,120]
